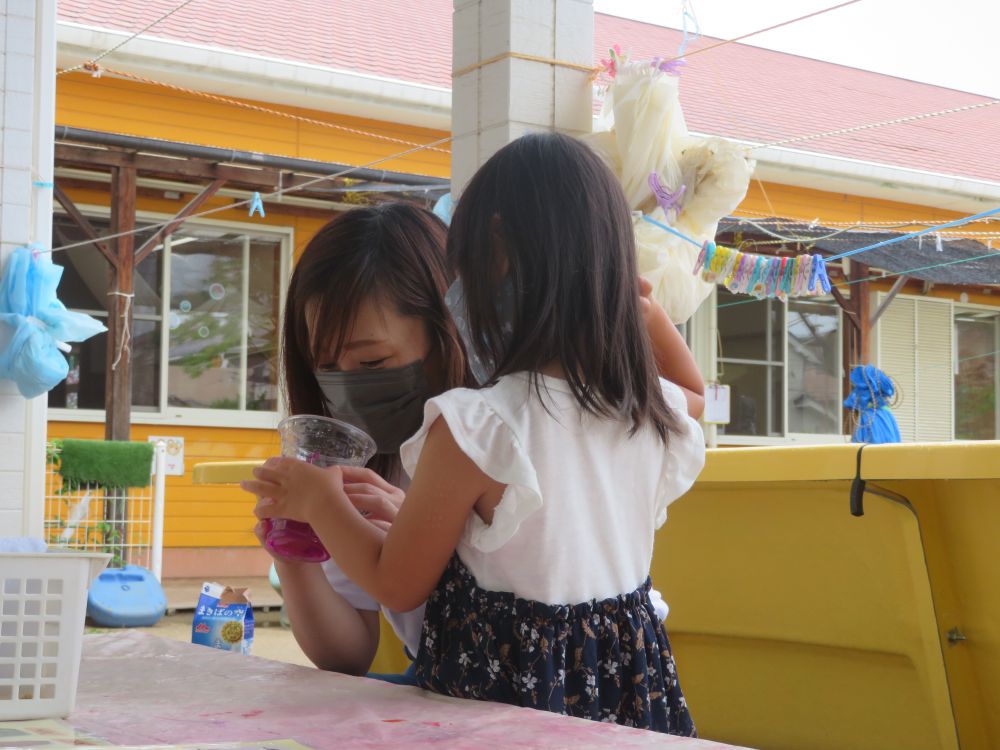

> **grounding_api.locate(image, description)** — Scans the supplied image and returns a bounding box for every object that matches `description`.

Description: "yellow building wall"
[48,76,994,553]
[56,74,450,178]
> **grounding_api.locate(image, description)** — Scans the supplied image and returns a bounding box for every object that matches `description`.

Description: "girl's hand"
[639,276,668,325]
[341,466,405,524]
[241,457,347,525]
[637,275,707,419]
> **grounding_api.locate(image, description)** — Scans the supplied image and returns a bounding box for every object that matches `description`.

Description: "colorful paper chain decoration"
[693,241,831,300]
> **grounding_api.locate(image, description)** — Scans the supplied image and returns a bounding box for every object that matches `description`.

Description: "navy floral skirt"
[414,555,695,736]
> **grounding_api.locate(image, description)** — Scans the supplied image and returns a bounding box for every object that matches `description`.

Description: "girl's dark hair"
[282,202,468,479]
[448,132,680,441]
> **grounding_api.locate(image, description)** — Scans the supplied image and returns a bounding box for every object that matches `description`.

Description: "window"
[874,294,954,442]
[787,299,842,434]
[717,289,842,438]
[48,213,288,426]
[954,309,999,440]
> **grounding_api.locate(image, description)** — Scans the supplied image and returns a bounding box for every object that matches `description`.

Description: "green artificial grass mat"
[58,438,154,489]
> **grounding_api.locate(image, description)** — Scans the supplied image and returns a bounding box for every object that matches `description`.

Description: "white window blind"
[875,293,954,442]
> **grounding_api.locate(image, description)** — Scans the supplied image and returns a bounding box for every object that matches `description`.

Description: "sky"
[593,0,1000,98]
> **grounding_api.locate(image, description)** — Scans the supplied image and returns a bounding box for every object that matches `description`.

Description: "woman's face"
[310,296,433,373]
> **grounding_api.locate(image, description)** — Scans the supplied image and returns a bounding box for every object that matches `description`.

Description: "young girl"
[244,134,705,734]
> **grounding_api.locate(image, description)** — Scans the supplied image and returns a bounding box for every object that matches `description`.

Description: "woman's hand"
[242,457,348,525]
[341,466,404,531]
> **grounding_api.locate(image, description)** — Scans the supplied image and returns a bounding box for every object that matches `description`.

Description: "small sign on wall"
[704,384,731,425]
[148,436,185,476]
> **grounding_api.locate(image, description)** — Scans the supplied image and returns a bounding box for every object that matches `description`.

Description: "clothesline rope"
[732,210,1000,228]
[453,51,597,79]
[106,291,134,370]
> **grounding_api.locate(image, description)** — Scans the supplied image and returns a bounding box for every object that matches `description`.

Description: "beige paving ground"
[162,577,282,610]
[89,574,313,668]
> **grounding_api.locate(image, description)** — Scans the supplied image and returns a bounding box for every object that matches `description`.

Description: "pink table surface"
[70,633,750,750]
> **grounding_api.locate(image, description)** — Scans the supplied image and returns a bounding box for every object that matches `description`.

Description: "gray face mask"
[314,360,431,455]
[445,276,516,385]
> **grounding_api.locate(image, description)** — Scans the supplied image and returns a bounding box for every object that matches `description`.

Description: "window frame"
[953,301,1000,441]
[716,294,847,446]
[49,204,293,430]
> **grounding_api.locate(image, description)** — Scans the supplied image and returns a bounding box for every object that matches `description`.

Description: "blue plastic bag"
[844,365,901,444]
[0,247,106,398]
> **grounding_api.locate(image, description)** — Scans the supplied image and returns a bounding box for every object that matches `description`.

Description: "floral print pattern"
[415,556,696,736]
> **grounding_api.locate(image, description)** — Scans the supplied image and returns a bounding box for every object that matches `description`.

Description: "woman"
[260,202,703,682]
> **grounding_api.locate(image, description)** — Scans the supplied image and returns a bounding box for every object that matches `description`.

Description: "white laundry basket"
[0,551,110,720]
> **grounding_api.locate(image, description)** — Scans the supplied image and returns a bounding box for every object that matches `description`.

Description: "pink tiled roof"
[58,1,999,183]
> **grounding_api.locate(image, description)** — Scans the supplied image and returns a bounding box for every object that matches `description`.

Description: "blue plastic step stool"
[87,564,167,627]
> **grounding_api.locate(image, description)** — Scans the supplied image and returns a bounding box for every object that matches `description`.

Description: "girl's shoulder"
[658,376,691,414]
[400,381,517,474]
[651,377,706,527]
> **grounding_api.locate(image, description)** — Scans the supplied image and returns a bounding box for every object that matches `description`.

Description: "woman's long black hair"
[448,132,680,441]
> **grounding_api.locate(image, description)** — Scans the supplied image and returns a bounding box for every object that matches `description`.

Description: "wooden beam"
[52,181,116,266]
[54,178,338,221]
[55,143,361,194]
[105,164,136,443]
[869,275,909,326]
[55,144,282,188]
[829,285,860,331]
[135,178,226,264]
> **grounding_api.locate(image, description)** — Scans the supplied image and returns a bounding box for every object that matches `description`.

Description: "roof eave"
[56,22,452,131]
[733,140,1000,215]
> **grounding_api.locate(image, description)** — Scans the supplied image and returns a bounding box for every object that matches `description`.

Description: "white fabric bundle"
[585,61,754,323]
[675,137,756,239]
[633,207,715,324]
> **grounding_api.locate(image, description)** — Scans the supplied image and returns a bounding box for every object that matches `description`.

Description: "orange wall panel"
[56,75,450,178]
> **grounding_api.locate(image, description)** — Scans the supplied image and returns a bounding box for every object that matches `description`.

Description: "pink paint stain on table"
[70,633,753,750]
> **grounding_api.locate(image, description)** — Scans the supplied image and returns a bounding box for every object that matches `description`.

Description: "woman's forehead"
[306,295,419,355]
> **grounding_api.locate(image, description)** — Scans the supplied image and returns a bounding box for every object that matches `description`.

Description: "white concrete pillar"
[451,0,594,197]
[0,0,57,537]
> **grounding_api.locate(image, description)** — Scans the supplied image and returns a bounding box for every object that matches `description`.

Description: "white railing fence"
[43,441,166,580]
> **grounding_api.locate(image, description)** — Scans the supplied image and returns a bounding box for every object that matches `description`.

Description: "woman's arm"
[245,418,491,613]
[253,466,406,676]
[640,278,706,419]
[270,555,380,675]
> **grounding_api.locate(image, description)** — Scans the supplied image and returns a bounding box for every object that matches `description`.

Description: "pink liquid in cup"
[264,415,377,563]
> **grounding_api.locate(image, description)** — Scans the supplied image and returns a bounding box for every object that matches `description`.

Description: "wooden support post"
[850,260,871,364]
[135,178,226,263]
[834,260,872,426]
[105,164,136,443]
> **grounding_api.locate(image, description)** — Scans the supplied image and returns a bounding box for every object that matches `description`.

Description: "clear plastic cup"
[263,415,377,563]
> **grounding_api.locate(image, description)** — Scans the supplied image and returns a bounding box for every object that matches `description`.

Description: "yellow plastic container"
[196,441,1000,746]
[656,442,999,750]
